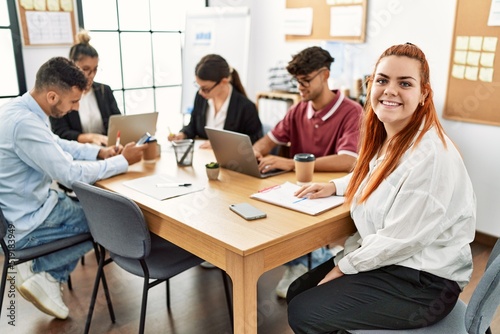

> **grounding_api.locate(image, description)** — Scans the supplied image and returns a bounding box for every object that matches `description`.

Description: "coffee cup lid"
[294,153,315,162]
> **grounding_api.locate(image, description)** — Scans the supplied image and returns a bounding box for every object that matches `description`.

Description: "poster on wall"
[181,7,251,116]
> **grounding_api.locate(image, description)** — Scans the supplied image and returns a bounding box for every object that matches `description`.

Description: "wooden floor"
[0,241,498,334]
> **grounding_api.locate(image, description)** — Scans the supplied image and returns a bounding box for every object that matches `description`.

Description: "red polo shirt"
[269,90,362,158]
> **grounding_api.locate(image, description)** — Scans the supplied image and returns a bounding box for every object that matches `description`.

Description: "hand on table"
[257,155,294,173]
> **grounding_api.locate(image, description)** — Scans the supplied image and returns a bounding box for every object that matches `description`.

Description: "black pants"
[286,259,460,334]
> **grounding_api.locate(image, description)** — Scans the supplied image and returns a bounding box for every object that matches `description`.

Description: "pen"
[292,197,307,204]
[258,184,280,193]
[156,183,192,188]
[115,131,121,150]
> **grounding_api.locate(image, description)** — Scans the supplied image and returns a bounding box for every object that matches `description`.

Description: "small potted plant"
[205,162,220,180]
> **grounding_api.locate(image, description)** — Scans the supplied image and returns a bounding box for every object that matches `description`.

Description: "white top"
[332,127,476,289]
[206,85,232,129]
[79,88,104,134]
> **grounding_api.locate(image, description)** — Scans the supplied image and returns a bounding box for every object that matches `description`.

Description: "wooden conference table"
[96,143,356,334]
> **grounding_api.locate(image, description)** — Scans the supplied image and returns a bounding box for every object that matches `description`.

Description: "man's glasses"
[193,80,221,94]
[291,68,327,88]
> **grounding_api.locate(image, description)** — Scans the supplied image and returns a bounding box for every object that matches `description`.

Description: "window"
[0,0,26,107]
[77,0,206,140]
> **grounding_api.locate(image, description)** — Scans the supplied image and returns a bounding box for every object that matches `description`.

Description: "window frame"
[75,0,207,116]
[1,0,27,99]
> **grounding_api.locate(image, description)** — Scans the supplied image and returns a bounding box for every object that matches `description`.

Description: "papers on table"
[123,175,203,201]
[250,181,345,216]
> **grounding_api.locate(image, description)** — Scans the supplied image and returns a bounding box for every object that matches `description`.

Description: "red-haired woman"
[286,43,476,333]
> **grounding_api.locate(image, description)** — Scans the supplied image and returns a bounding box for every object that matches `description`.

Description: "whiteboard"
[181,7,251,116]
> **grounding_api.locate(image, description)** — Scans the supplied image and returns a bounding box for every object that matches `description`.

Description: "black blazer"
[181,89,263,143]
[50,82,121,141]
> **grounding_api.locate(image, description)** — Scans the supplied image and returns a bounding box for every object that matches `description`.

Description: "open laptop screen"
[107,112,158,146]
[205,127,287,178]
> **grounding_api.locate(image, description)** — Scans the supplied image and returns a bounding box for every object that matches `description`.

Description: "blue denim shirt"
[0,92,128,241]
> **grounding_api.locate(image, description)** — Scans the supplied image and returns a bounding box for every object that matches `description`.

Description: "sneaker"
[19,272,69,319]
[275,263,308,298]
[200,261,216,269]
[14,260,34,290]
[329,245,344,257]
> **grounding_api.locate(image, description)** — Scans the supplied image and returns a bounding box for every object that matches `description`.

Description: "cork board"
[17,0,77,46]
[443,0,500,126]
[285,0,367,43]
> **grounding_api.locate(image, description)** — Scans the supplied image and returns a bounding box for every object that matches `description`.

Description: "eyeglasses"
[193,80,221,94]
[291,68,327,88]
[80,67,99,76]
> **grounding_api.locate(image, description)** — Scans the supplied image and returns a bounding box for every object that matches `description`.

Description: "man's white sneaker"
[200,261,216,269]
[329,245,344,257]
[275,263,308,299]
[14,260,34,290]
[19,272,69,319]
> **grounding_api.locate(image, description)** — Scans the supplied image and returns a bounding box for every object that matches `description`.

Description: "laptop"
[107,112,158,146]
[205,127,288,178]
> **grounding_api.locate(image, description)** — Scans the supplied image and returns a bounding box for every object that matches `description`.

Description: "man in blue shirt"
[0,57,146,319]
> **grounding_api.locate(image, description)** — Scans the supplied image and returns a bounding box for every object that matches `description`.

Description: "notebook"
[107,112,158,146]
[205,127,288,179]
[251,181,345,215]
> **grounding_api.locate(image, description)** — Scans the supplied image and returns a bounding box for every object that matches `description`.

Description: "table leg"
[226,250,264,334]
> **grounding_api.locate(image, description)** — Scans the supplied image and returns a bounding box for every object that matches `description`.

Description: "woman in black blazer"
[169,54,263,148]
[50,30,121,146]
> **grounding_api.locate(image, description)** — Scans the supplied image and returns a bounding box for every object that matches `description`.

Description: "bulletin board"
[285,0,367,43]
[17,0,77,46]
[443,0,500,126]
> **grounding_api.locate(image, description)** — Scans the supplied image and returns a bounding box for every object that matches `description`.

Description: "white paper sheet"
[284,8,313,36]
[123,175,204,201]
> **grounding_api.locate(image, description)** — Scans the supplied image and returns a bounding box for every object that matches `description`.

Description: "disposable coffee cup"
[143,140,158,163]
[172,139,194,166]
[294,153,315,185]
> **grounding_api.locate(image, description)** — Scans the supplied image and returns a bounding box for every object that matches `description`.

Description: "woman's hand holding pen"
[167,129,186,142]
[294,182,337,199]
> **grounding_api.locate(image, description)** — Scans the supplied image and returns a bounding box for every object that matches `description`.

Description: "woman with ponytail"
[169,54,262,148]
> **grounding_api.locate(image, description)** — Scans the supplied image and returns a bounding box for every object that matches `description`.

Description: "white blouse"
[333,127,476,289]
[206,85,232,130]
[78,88,104,134]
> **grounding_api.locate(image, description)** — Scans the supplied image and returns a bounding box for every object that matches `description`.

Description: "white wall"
[21,0,500,237]
[23,46,70,90]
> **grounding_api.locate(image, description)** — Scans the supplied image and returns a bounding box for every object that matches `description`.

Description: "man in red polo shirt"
[253,46,362,298]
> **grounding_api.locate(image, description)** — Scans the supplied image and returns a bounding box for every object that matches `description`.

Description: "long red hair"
[345,43,447,204]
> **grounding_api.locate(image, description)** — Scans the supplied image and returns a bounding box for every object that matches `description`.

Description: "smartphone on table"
[229,203,267,220]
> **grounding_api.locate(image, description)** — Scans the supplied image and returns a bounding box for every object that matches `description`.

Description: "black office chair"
[0,206,114,320]
[72,181,232,334]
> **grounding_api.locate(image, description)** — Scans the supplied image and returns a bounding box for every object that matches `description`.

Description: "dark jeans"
[287,258,460,334]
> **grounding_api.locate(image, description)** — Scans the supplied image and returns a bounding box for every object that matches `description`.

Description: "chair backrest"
[0,207,7,240]
[465,238,500,334]
[72,181,151,260]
